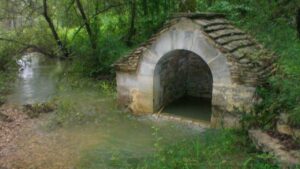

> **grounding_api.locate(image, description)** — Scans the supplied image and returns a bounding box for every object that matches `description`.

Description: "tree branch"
[42,0,69,58]
[71,4,123,41]
[75,0,96,49]
[0,37,54,57]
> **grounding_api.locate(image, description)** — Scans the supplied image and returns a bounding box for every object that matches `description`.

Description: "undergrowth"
[0,41,18,105]
[198,1,300,128]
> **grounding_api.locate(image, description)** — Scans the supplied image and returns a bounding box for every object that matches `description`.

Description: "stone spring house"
[114,13,276,128]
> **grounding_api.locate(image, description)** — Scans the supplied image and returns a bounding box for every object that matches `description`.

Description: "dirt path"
[0,105,31,167]
[0,105,77,169]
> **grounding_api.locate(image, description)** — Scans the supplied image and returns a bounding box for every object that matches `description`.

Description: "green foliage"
[0,39,18,104]
[134,130,278,169]
[199,0,300,128]
[198,0,253,19]
[69,33,129,77]
[238,6,300,128]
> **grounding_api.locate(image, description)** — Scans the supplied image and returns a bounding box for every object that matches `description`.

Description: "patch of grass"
[76,130,278,169]
[134,130,278,169]
[23,102,56,118]
[57,74,116,95]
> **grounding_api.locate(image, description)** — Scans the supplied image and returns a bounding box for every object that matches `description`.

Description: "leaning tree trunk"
[42,0,69,58]
[179,0,197,13]
[75,0,97,50]
[297,8,300,39]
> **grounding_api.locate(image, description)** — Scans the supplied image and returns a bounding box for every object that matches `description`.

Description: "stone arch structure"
[114,13,276,128]
[153,50,213,113]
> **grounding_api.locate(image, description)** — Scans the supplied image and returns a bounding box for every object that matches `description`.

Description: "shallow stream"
[5,53,209,169]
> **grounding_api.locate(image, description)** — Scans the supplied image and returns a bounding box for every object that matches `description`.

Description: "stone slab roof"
[114,13,276,85]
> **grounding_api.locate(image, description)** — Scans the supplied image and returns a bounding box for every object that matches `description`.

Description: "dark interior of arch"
[154,50,213,121]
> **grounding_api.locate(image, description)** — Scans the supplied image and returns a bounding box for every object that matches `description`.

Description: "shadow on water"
[162,96,212,122]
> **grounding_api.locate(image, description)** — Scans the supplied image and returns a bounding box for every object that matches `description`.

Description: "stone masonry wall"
[154,50,213,110]
[187,52,213,98]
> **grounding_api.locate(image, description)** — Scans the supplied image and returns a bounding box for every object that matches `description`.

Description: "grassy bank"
[136,130,278,169]
[76,130,279,169]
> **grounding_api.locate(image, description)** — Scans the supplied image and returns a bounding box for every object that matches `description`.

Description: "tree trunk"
[75,0,97,50]
[0,37,55,57]
[42,0,69,58]
[207,0,214,7]
[142,0,148,16]
[297,8,300,39]
[126,0,137,46]
[179,0,197,12]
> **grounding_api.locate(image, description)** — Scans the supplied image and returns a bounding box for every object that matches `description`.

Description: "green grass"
[135,130,278,169]
[76,130,278,169]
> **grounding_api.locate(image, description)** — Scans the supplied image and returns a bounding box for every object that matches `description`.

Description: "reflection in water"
[163,96,212,121]
[8,53,61,105]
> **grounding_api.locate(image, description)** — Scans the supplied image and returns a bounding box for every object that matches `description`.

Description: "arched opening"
[153,50,213,121]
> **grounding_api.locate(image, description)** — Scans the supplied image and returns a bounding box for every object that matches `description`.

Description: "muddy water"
[4,53,207,169]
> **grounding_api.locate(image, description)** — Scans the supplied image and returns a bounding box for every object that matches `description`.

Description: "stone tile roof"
[113,18,180,72]
[114,13,276,86]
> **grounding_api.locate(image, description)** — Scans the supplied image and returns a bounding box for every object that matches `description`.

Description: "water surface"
[163,96,212,121]
[5,53,208,169]
[8,53,61,105]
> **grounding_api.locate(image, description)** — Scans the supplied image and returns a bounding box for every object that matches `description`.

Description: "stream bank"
[0,52,289,169]
[0,53,207,169]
